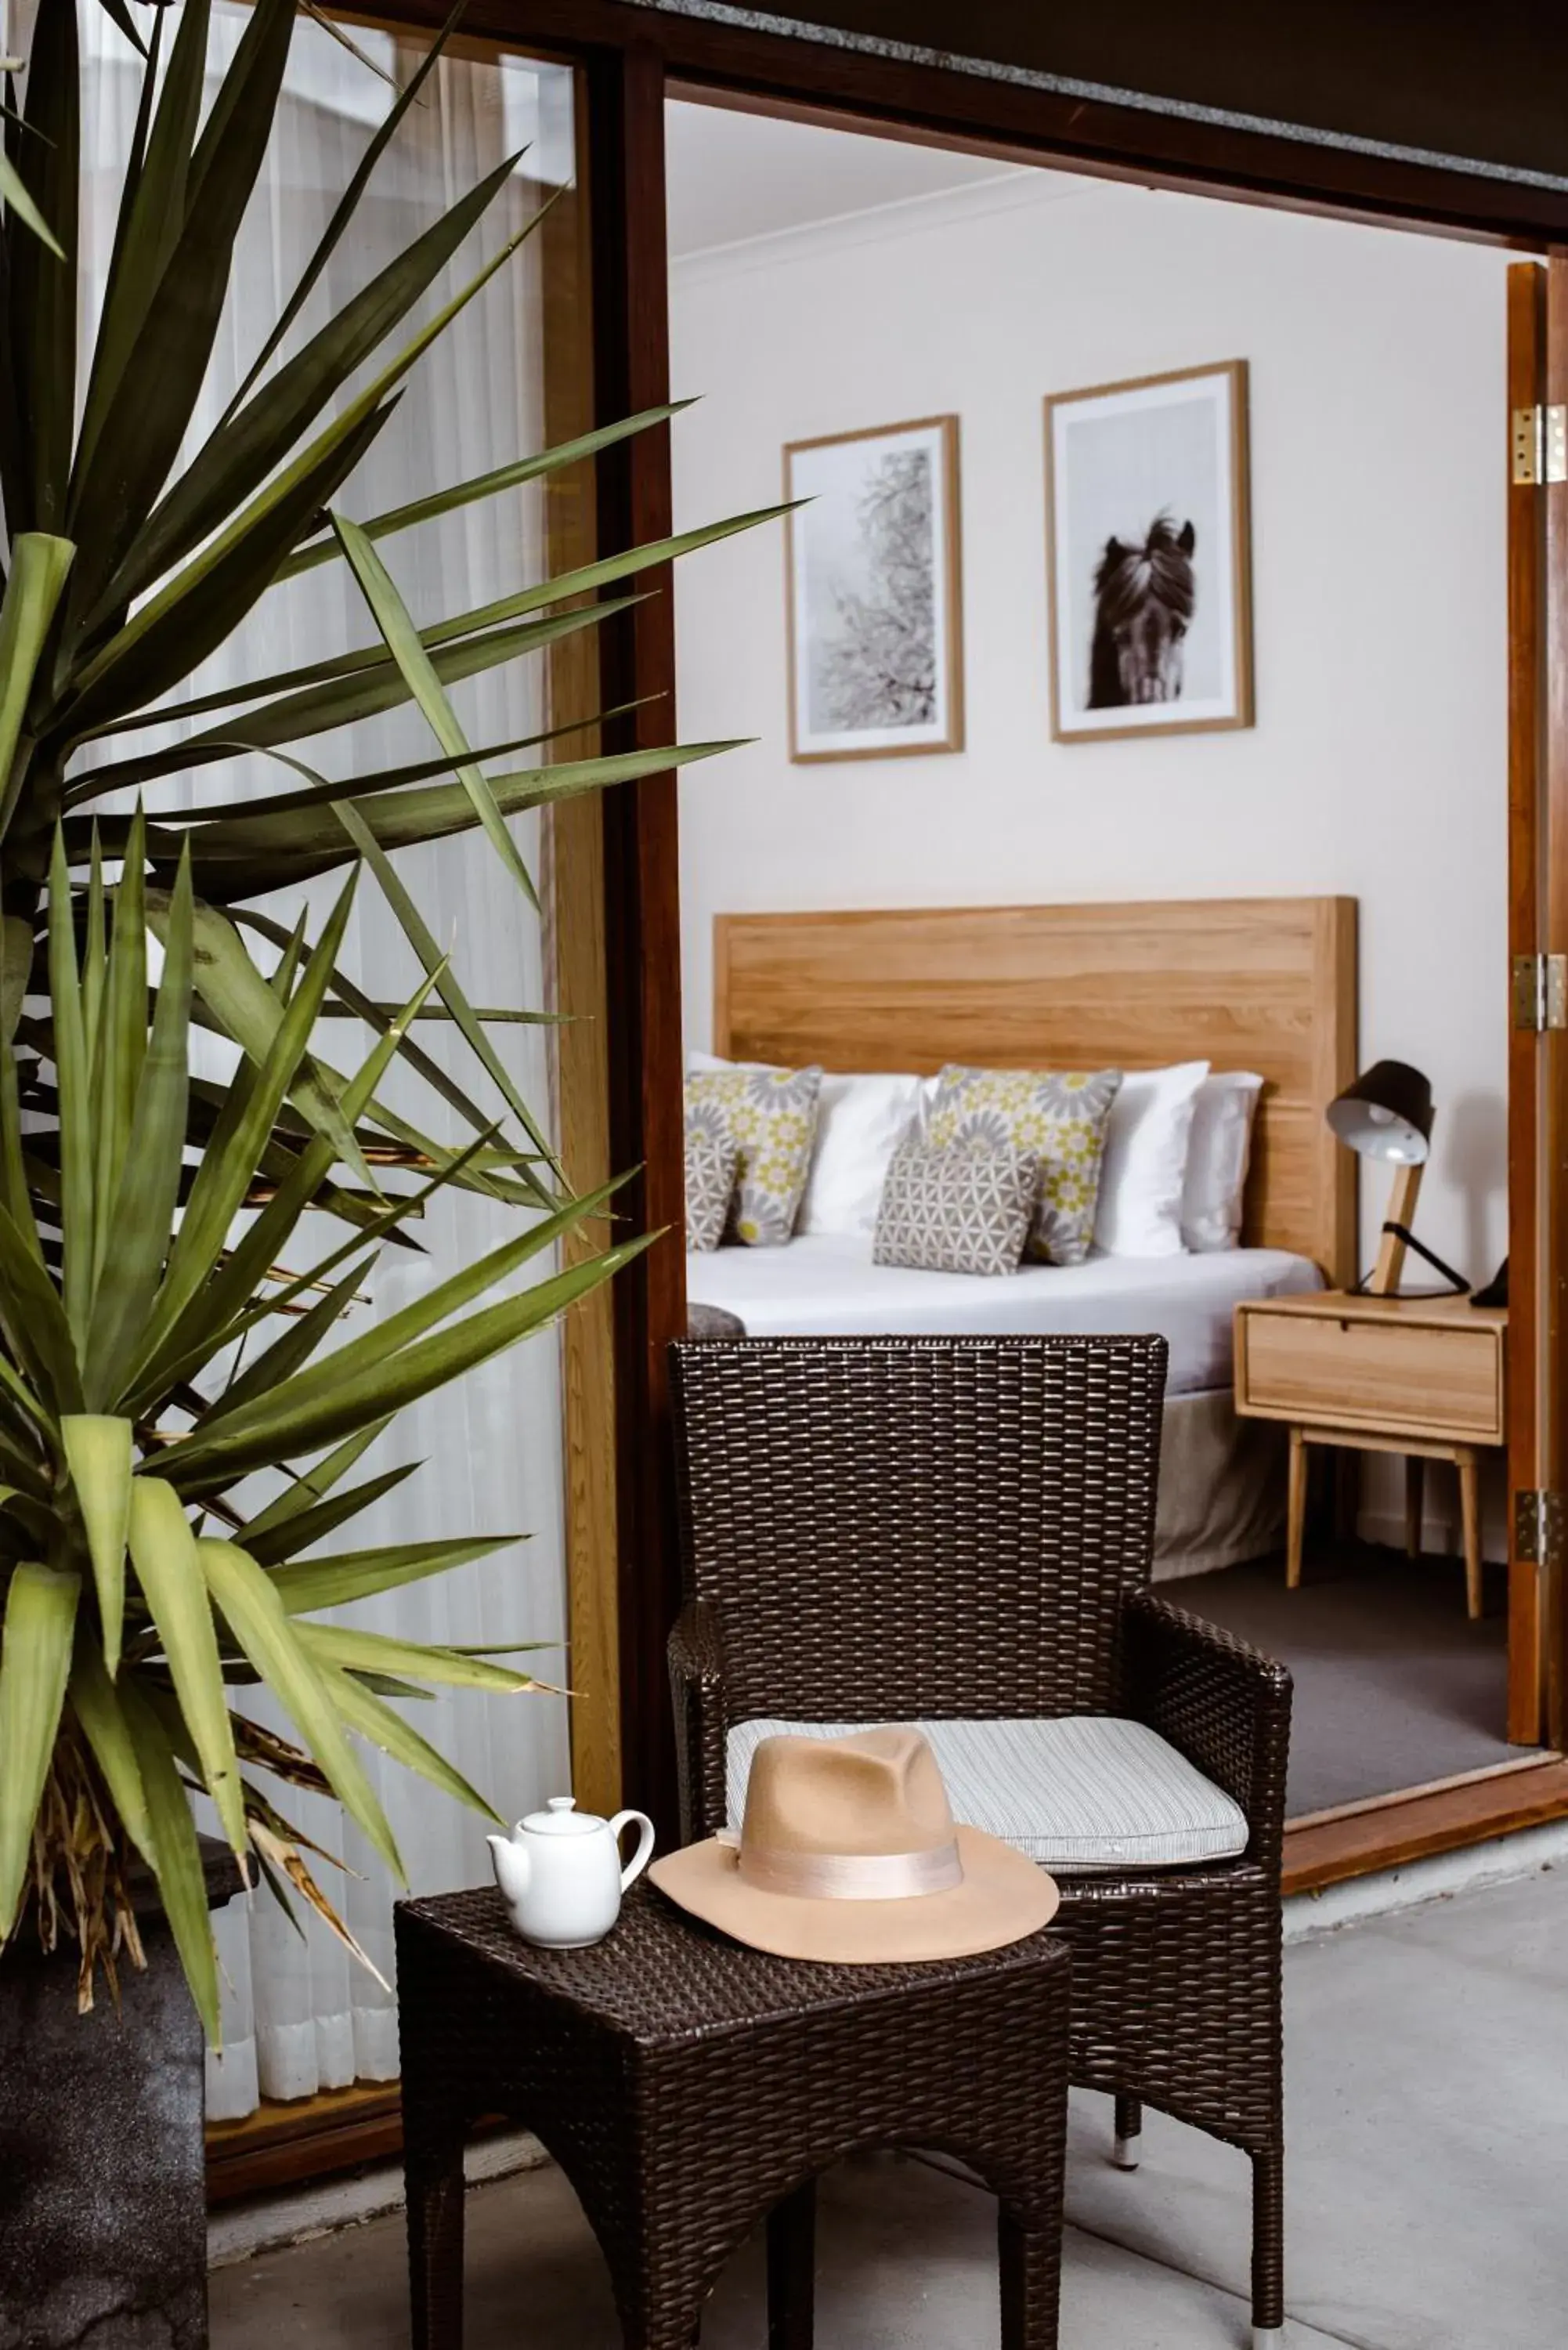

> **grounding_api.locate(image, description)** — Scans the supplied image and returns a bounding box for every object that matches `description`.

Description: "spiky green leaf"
[117,1676,222,2043]
[197,1537,403,1880]
[60,1415,132,1676]
[85,844,193,1402]
[0,1562,78,1939]
[296,1618,535,1694]
[126,1476,246,1857]
[0,535,74,827]
[68,1647,152,1857]
[269,1535,511,1616]
[326,1664,502,1822]
[166,1234,650,1492]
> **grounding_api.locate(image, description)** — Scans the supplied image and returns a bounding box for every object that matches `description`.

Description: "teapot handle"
[609,1810,656,1892]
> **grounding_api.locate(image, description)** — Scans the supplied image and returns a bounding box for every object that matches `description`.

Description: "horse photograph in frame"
[785,416,964,764]
[1045,361,1252,742]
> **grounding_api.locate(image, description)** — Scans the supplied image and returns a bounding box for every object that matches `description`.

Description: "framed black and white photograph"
[784,415,963,763]
[1044,360,1252,742]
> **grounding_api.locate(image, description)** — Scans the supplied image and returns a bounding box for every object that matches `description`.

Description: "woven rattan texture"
[666,1335,1291,2334]
[670,1335,1166,1723]
[396,1882,1071,2349]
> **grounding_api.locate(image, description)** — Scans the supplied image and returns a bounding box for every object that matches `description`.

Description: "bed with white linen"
[687,1239,1323,1577]
[686,1236,1320,1388]
[688,896,1358,1579]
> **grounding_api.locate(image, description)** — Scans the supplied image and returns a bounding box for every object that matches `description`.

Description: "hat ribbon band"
[729,1835,964,1902]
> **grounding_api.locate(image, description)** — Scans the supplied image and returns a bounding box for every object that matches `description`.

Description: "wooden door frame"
[1542,254,1568,1753]
[1507,261,1549,1748]
[383,0,1568,1864]
[204,0,1568,2206]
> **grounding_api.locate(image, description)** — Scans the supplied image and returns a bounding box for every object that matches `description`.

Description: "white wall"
[670,165,1512,1292]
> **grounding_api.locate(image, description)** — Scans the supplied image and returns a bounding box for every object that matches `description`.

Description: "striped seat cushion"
[725,1716,1248,1873]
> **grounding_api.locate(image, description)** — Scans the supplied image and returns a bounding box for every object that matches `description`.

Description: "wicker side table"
[396,1879,1071,2350]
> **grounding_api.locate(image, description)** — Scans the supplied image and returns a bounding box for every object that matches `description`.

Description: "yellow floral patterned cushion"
[684,1065,823,1246]
[925,1064,1123,1265]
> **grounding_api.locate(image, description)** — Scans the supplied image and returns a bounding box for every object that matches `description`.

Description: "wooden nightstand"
[1234,1289,1508,1618]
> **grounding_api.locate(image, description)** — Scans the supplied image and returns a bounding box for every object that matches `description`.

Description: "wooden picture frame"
[784,414,964,762]
[1044,360,1253,743]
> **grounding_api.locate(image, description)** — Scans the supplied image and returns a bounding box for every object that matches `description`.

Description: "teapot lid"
[518,1795,601,1838]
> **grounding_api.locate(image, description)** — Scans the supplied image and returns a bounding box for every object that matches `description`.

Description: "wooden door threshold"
[207,2081,403,2204]
[1282,1752,1568,1893]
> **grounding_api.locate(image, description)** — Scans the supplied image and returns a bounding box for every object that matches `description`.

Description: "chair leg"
[1111,2092,1142,2171]
[998,2199,1062,2350]
[1250,2142,1285,2346]
[767,2178,816,2350]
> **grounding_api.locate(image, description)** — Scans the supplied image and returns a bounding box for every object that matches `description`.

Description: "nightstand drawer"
[1237,1307,1504,1441]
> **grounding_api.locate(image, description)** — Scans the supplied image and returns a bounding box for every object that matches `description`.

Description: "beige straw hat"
[649,1726,1059,1963]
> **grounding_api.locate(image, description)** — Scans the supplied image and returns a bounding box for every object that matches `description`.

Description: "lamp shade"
[1325,1060,1434,1166]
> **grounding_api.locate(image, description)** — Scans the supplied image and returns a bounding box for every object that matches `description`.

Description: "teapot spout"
[487,1833,530,1906]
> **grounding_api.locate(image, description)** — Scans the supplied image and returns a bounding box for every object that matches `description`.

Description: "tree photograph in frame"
[1045,361,1252,743]
[785,416,964,762]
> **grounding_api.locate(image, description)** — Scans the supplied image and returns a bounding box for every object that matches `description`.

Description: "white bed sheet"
[686,1236,1321,1399]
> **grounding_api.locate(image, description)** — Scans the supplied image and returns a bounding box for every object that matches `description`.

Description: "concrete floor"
[210,1864,1568,2349]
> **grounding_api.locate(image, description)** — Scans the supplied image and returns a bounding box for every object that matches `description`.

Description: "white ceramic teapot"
[487,1797,656,1949]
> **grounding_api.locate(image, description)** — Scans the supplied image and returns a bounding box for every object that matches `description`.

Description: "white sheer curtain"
[74,5,583,2118]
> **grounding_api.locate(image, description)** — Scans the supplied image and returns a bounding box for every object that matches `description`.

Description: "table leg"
[1286,1429,1307,1589]
[1332,1445,1360,1544]
[998,2200,1062,2350]
[767,2179,816,2350]
[1457,1447,1483,1620]
[1404,1455,1425,1560]
[405,2128,466,2350]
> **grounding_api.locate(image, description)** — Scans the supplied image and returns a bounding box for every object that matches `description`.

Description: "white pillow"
[688,1054,923,1238]
[802,1072,925,1235]
[1181,1071,1264,1252]
[1093,1061,1209,1258]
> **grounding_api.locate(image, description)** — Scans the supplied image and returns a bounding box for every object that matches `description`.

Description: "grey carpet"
[1170,1544,1534,1817]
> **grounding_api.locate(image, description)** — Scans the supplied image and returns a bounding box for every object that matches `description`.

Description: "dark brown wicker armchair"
[667,1334,1292,2350]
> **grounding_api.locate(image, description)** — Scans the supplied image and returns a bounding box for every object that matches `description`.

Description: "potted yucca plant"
[0,826,641,2335]
[0,0,777,2337]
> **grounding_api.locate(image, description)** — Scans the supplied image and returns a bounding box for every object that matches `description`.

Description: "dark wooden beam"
[381,0,1568,246]
[586,40,688,1837]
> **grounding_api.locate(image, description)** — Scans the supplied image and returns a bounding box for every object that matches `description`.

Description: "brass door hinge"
[1512,404,1568,484]
[1513,952,1568,1029]
[1516,1488,1565,1567]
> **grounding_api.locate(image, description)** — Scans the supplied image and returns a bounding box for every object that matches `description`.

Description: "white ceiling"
[666,102,1083,260]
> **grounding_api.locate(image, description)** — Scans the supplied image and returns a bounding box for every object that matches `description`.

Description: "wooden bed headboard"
[714,897,1359,1282]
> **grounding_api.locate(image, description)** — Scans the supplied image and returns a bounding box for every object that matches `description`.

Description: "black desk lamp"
[1325,1059,1468,1297]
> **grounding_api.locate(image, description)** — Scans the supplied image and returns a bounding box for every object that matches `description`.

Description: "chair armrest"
[667,1600,730,1845]
[1120,1588,1292,1875]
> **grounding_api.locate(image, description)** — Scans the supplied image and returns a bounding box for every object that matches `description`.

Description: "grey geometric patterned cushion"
[925,1063,1123,1266]
[726,1716,1249,1872]
[685,1133,739,1252]
[873,1136,1037,1277]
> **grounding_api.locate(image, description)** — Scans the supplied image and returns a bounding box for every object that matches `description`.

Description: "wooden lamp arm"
[1366,1162,1424,1296]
